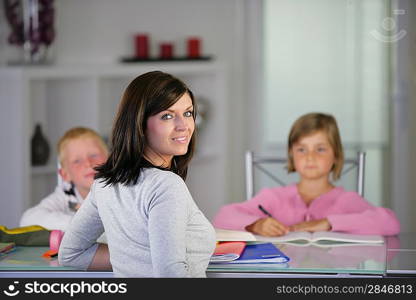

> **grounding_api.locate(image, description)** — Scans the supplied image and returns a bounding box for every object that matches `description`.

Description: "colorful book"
[210,241,246,263]
[0,242,16,257]
[0,225,51,246]
[227,243,290,264]
[0,242,15,253]
[211,242,290,264]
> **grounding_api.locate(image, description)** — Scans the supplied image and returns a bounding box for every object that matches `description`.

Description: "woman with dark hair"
[58,71,216,277]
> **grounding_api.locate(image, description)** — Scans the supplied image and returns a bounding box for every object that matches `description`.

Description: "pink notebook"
[211,241,246,263]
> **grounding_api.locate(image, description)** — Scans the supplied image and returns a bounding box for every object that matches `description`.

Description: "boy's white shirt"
[20,185,82,231]
[19,185,107,243]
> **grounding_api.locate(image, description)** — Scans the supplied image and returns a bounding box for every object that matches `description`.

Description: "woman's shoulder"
[139,168,187,192]
[95,168,184,188]
[141,168,192,206]
[142,168,183,183]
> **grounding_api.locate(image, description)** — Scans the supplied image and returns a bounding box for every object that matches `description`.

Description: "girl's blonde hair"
[287,112,344,180]
[57,127,108,166]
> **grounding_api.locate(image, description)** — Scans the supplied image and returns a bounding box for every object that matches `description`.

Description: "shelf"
[120,56,213,63]
[0,61,223,80]
[0,60,227,225]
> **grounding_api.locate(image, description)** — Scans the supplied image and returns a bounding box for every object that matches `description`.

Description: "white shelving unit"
[0,62,227,227]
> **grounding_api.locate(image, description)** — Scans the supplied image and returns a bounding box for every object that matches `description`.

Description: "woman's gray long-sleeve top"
[58,168,216,277]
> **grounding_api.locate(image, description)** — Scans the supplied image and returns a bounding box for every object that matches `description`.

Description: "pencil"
[258,204,273,217]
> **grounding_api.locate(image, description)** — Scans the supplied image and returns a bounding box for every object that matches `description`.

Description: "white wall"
[409,3,416,232]
[55,0,249,214]
[0,0,249,221]
[3,0,411,229]
[53,0,235,64]
[261,0,390,206]
[391,0,416,233]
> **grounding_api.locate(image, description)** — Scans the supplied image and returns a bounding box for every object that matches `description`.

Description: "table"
[386,233,416,276]
[207,233,416,278]
[0,247,113,278]
[207,242,387,278]
[0,233,414,278]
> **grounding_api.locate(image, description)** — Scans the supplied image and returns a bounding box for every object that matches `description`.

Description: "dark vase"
[31,124,50,166]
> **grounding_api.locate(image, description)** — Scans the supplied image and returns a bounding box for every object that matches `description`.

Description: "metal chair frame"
[245,151,366,200]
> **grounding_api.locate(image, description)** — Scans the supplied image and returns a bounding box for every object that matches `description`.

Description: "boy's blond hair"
[57,127,108,166]
[287,113,344,180]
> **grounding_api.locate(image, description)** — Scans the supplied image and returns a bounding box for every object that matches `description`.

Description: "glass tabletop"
[0,246,76,271]
[0,242,394,276]
[207,242,387,275]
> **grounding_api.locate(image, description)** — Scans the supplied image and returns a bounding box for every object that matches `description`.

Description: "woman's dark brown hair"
[95,71,196,186]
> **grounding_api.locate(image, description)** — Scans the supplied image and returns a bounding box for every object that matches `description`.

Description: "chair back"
[245,151,366,200]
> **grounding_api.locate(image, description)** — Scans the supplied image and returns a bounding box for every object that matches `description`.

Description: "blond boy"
[20,127,108,231]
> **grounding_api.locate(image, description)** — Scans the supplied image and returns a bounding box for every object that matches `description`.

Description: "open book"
[215,229,384,245]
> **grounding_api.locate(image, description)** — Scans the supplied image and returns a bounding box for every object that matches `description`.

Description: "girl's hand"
[289,218,331,232]
[245,217,289,237]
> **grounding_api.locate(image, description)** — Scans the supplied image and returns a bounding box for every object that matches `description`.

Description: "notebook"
[208,262,290,270]
[0,242,15,253]
[212,243,290,264]
[258,231,384,244]
[210,241,246,263]
[0,242,15,256]
[215,228,384,245]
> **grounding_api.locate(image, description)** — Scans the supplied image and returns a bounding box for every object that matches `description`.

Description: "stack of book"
[210,241,290,264]
[209,229,384,271]
[210,231,291,270]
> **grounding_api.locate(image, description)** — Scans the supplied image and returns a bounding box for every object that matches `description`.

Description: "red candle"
[187,37,201,58]
[159,42,173,59]
[135,34,149,59]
